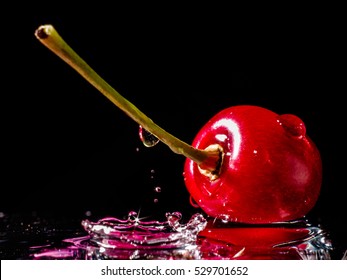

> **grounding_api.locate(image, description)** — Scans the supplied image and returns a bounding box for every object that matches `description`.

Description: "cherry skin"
[184,105,322,224]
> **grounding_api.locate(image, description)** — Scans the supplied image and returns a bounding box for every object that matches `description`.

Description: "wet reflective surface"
[197,218,333,260]
[1,211,344,260]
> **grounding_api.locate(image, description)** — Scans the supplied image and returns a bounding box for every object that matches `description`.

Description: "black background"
[1,7,345,257]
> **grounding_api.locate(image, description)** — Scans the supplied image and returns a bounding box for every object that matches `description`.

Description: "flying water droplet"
[150,169,156,179]
[139,126,159,147]
[85,210,92,217]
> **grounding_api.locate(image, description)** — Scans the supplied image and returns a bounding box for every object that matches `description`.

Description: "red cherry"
[184,105,322,223]
[35,25,322,224]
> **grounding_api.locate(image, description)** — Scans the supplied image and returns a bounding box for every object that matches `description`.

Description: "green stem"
[35,24,220,171]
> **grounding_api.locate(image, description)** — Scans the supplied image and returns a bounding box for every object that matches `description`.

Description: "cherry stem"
[34,24,220,172]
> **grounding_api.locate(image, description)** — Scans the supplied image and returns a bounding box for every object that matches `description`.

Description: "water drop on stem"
[139,125,159,147]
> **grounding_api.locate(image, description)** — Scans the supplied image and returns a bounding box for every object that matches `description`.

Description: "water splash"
[32,212,206,260]
[82,211,205,250]
[139,126,159,147]
[29,213,334,260]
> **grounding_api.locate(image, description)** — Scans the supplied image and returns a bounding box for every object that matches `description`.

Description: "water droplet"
[154,186,161,193]
[139,126,159,147]
[85,210,92,217]
[166,212,183,230]
[217,214,231,223]
[153,198,159,203]
[150,169,156,179]
[165,212,182,222]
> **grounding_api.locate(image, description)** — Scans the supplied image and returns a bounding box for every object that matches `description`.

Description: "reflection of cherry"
[197,230,304,260]
[35,25,322,224]
[197,220,319,260]
[199,220,311,247]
